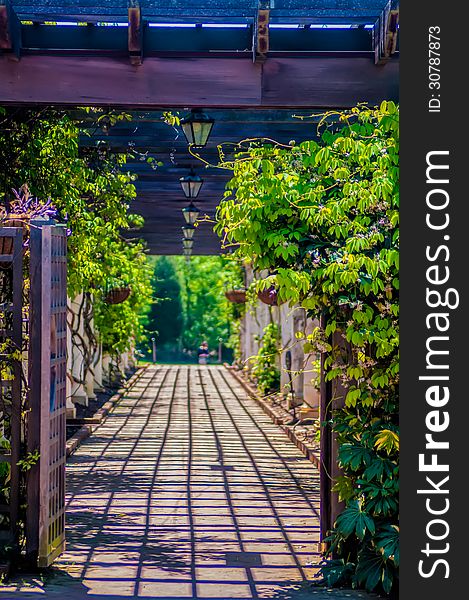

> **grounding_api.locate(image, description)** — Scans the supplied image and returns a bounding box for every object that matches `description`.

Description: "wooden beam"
[0,55,398,108]
[0,0,21,59]
[253,1,270,63]
[128,0,143,66]
[373,1,399,64]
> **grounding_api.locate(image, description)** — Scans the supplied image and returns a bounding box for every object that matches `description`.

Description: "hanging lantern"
[182,224,196,240]
[99,114,111,135]
[182,202,200,225]
[180,169,204,198]
[180,110,214,148]
[182,238,194,250]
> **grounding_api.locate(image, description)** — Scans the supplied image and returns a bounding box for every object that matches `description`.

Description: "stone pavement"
[1,365,378,600]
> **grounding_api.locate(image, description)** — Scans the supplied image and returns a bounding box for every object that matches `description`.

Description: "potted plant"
[224,289,246,304]
[105,287,132,305]
[222,260,246,303]
[104,277,132,305]
[257,285,285,306]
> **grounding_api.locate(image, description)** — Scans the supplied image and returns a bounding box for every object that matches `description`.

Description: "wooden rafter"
[0,0,21,59]
[128,0,143,65]
[252,0,270,63]
[373,0,399,64]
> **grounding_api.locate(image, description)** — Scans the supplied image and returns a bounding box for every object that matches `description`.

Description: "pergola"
[1,0,399,254]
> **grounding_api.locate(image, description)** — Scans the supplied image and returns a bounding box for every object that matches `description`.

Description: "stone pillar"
[292,307,306,401]
[121,351,129,374]
[68,294,88,408]
[300,317,321,419]
[102,353,111,386]
[84,310,97,401]
[93,343,104,392]
[279,303,294,396]
[278,304,305,406]
[66,309,76,419]
[128,340,137,370]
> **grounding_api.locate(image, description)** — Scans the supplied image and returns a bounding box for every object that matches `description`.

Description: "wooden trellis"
[27,222,68,566]
[0,222,67,566]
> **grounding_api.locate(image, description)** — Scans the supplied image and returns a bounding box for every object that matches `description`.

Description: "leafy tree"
[147,257,183,347]
[0,106,153,357]
[215,102,399,595]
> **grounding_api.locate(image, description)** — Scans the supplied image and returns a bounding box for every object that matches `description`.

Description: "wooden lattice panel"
[27,223,67,566]
[0,227,23,552]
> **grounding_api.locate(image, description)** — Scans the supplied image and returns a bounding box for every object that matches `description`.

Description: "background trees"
[142,255,235,362]
[146,256,184,349]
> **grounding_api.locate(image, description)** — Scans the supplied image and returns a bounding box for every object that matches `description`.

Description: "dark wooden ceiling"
[80,109,336,255]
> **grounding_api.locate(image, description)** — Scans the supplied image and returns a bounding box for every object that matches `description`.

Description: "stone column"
[93,343,104,392]
[279,303,293,396]
[66,305,76,418]
[300,317,321,419]
[102,353,111,387]
[68,294,88,408]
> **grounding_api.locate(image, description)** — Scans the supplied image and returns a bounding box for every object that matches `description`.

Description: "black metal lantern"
[182,202,200,225]
[180,110,214,148]
[182,238,194,250]
[182,224,196,240]
[99,114,111,135]
[180,170,203,199]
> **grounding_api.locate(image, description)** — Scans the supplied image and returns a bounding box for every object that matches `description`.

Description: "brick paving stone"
[1,365,380,600]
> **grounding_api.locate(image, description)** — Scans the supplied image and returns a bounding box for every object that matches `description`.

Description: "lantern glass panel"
[180,174,203,199]
[182,203,200,225]
[182,225,195,240]
[181,111,214,147]
[182,239,194,250]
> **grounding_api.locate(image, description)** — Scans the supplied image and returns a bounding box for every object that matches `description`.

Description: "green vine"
[0,106,153,357]
[214,102,399,595]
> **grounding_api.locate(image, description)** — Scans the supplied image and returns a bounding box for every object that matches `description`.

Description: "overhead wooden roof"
[10,1,393,24]
[1,0,399,255]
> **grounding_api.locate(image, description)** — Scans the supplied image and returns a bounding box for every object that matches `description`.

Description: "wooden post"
[27,222,67,566]
[128,0,143,66]
[0,0,21,59]
[373,1,399,65]
[253,1,270,63]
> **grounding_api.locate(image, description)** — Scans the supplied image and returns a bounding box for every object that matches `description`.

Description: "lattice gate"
[0,221,67,566]
[27,222,68,566]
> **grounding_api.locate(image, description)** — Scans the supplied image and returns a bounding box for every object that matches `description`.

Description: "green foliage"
[0,106,153,355]
[251,323,281,395]
[175,255,235,355]
[215,102,399,594]
[146,256,184,347]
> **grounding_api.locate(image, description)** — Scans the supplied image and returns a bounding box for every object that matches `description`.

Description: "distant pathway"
[1,365,376,600]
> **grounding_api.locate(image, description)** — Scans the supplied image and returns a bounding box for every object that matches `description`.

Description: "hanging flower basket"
[257,286,285,306]
[224,289,246,304]
[105,287,131,305]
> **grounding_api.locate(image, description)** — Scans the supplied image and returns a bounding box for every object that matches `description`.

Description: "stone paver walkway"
[1,366,377,600]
